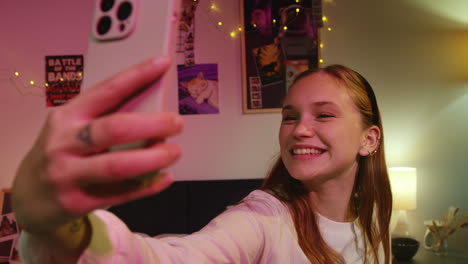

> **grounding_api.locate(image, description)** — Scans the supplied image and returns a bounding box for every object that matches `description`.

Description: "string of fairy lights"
[4,0,332,96]
[0,68,45,96]
[205,0,332,65]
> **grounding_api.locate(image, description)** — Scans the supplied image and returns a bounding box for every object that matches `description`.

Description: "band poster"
[45,55,83,107]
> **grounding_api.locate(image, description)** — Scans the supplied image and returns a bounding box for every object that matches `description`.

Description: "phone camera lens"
[96,16,112,35]
[100,0,115,12]
[117,1,133,21]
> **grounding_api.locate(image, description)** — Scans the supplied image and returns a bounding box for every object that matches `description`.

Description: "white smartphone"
[82,0,181,113]
[82,0,181,182]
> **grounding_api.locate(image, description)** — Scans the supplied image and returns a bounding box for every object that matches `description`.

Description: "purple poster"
[178,64,219,115]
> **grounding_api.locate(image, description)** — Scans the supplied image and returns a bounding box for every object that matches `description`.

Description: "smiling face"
[279,72,370,188]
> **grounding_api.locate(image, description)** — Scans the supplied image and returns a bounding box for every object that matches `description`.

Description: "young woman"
[12,57,392,263]
[263,65,392,263]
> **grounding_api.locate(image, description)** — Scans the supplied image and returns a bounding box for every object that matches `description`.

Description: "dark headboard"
[109,179,264,236]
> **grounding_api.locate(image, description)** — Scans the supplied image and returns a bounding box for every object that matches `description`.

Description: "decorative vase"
[392,237,420,261]
[433,238,449,257]
[424,227,449,257]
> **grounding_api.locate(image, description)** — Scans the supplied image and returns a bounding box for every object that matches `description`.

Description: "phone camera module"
[117,1,133,21]
[100,0,115,12]
[119,23,126,32]
[96,16,112,35]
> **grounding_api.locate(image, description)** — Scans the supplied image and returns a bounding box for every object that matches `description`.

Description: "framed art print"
[240,0,323,113]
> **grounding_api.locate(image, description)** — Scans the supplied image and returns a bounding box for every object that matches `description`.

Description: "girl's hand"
[12,56,183,235]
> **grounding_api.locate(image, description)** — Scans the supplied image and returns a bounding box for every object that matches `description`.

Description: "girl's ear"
[359,125,381,156]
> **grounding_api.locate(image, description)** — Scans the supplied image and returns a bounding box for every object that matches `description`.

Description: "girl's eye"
[282,115,298,123]
[317,113,335,119]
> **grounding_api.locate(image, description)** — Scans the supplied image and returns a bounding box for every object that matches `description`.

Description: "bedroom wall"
[1,0,467,251]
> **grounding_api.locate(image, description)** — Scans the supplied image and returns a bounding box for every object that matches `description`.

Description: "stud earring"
[368,148,378,156]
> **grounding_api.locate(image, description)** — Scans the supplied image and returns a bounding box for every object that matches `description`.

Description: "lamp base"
[391,210,412,238]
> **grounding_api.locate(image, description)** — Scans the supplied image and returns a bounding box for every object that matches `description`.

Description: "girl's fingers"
[67,142,181,184]
[64,56,171,118]
[12,56,180,234]
[67,112,183,154]
[59,173,175,215]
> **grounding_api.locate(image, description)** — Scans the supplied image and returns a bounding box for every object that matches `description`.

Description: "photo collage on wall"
[241,0,323,113]
[177,0,199,66]
[176,0,219,115]
[0,190,21,264]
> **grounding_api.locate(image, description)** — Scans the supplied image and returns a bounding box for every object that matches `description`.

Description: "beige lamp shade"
[389,167,417,210]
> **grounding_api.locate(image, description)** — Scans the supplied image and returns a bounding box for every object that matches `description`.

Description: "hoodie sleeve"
[19,190,288,264]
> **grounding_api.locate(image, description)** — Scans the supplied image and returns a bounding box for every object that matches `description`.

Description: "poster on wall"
[45,55,83,107]
[178,64,219,115]
[0,190,20,263]
[240,0,323,113]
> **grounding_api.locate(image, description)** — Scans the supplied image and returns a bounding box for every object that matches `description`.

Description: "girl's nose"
[293,123,314,138]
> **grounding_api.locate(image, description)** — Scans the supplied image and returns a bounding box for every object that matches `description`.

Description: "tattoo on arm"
[69,218,84,233]
[51,216,91,262]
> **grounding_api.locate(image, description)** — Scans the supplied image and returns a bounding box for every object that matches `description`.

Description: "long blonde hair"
[262,65,392,263]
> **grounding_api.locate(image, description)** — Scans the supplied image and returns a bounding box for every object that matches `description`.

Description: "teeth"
[292,148,322,155]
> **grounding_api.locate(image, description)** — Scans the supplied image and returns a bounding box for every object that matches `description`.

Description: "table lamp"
[389,167,417,237]
[389,167,420,261]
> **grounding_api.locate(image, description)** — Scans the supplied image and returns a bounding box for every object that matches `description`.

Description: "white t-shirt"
[19,190,385,263]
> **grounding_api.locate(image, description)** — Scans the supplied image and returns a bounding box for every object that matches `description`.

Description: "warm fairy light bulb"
[283,26,288,31]
[296,8,300,13]
[238,27,242,31]
[230,31,236,38]
[60,78,64,82]
[253,24,257,28]
[45,83,49,87]
[295,0,300,2]
[217,21,222,26]
[322,16,328,22]
[78,72,82,76]
[320,43,324,48]
[14,71,20,76]
[210,3,218,11]
[319,59,324,63]
[273,19,276,23]
[327,27,332,31]
[30,80,35,85]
